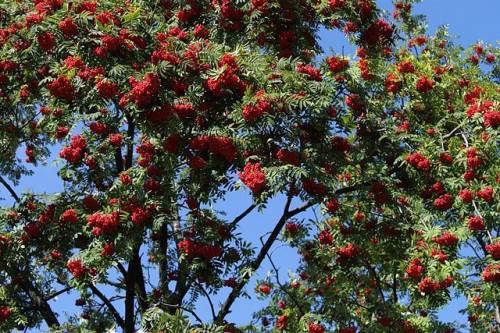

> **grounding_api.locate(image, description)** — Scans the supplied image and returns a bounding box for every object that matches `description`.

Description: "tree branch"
[125,246,140,333]
[215,181,369,323]
[0,175,20,203]
[215,194,294,323]
[89,284,125,329]
[166,206,192,310]
[194,282,216,321]
[229,204,256,229]
[162,303,204,325]
[286,182,369,217]
[44,286,73,301]
[114,148,124,175]
[159,222,170,295]
[392,266,398,303]
[20,278,60,328]
[261,237,306,316]
[125,114,135,169]
[117,262,128,279]
[134,255,149,314]
[363,260,386,303]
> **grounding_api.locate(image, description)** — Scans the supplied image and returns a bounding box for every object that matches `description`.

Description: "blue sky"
[2,0,499,331]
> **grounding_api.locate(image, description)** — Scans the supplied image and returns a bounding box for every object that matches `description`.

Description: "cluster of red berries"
[296,64,323,82]
[406,152,430,171]
[275,149,300,166]
[59,135,87,165]
[0,306,11,324]
[406,258,424,279]
[415,76,434,93]
[66,259,87,279]
[336,243,359,264]
[86,211,120,235]
[239,162,266,194]
[432,231,459,247]
[125,73,160,108]
[326,56,349,73]
[189,135,237,162]
[47,76,75,101]
[433,193,454,211]
[243,95,272,122]
[418,275,453,294]
[206,54,246,96]
[177,239,222,261]
[482,264,500,283]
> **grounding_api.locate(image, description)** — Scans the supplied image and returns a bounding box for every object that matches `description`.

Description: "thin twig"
[194,282,216,321]
[260,236,306,316]
[472,200,493,243]
[442,122,464,139]
[162,303,204,325]
[363,259,386,303]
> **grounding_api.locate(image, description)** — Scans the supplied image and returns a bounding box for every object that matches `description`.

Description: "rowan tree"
[0,0,498,332]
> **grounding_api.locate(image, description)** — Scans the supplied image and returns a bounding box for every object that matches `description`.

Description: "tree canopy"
[0,0,498,332]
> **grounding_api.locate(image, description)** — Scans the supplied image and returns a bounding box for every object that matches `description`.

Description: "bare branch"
[194,282,216,321]
[162,303,204,325]
[363,259,386,303]
[125,113,135,170]
[89,284,125,329]
[229,204,256,229]
[135,255,149,314]
[116,263,128,279]
[20,278,60,328]
[125,246,140,333]
[0,175,20,203]
[215,194,294,323]
[215,181,370,323]
[44,286,73,301]
[260,237,306,316]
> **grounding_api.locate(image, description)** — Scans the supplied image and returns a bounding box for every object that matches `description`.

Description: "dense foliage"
[0,0,498,332]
